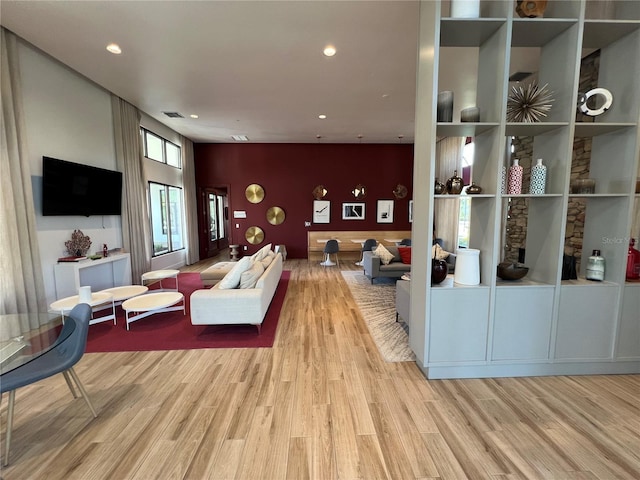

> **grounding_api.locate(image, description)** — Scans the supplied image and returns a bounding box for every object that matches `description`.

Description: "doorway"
[201,187,229,258]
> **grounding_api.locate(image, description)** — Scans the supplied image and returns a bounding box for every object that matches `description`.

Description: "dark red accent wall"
[194,143,414,259]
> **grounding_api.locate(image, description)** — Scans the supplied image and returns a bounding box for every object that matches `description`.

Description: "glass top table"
[0,313,67,375]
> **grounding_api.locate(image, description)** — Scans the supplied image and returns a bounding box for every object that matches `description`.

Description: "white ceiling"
[1,0,427,144]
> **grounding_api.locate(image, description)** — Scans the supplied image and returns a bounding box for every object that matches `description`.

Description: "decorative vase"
[434,178,446,195]
[586,249,605,281]
[627,238,640,280]
[460,106,480,122]
[507,159,523,195]
[431,259,448,285]
[501,165,507,194]
[466,182,483,194]
[516,0,548,18]
[437,91,454,122]
[446,170,464,194]
[529,158,547,195]
[450,0,480,18]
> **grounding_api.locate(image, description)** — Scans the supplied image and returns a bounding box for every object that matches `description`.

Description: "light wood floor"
[2,256,640,479]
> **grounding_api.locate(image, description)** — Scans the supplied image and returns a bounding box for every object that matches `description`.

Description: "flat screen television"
[42,156,123,216]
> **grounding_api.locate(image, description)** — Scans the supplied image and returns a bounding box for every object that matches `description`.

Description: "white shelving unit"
[53,253,132,299]
[410,0,640,379]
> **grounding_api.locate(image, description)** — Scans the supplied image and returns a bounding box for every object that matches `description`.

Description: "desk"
[0,313,64,375]
[54,253,132,299]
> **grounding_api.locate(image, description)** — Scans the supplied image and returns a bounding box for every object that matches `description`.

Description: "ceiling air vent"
[508,71,533,82]
[231,135,249,142]
[163,111,184,118]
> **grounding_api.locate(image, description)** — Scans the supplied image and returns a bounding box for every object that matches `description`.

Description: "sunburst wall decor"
[506,82,554,122]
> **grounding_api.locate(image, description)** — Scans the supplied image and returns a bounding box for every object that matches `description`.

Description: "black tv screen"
[42,156,123,216]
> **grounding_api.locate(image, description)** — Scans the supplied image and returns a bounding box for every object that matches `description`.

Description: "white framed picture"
[409,200,413,223]
[313,200,330,223]
[342,202,365,220]
[377,200,394,223]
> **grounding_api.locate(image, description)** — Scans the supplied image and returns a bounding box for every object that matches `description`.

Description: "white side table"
[50,292,116,326]
[141,269,180,291]
[98,285,148,306]
[122,292,185,330]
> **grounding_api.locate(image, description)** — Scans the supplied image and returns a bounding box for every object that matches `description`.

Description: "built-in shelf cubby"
[410,0,640,379]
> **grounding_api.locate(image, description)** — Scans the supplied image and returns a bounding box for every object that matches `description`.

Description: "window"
[149,182,184,256]
[141,128,181,168]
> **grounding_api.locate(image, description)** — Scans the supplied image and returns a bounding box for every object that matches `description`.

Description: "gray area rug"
[341,271,415,363]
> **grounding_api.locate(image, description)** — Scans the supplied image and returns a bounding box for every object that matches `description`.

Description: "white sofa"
[190,252,283,333]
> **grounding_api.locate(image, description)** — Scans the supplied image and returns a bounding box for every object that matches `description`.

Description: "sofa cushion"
[251,243,272,262]
[218,256,253,289]
[432,243,451,261]
[200,261,236,285]
[261,250,275,268]
[398,246,412,264]
[373,244,395,265]
[239,260,265,289]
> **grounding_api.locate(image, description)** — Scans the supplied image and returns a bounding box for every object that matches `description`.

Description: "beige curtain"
[435,136,465,252]
[181,135,200,265]
[0,28,47,318]
[111,95,151,282]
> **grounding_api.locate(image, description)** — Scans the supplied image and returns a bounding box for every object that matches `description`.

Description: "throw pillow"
[432,243,451,261]
[218,256,253,289]
[261,251,274,269]
[398,246,412,264]
[239,261,265,289]
[374,243,395,265]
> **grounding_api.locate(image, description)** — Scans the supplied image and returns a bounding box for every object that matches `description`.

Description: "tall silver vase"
[437,91,454,122]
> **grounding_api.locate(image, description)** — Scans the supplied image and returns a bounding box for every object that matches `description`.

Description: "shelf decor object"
[570,178,596,194]
[266,206,285,225]
[446,170,464,194]
[529,158,547,195]
[432,258,448,285]
[626,238,640,280]
[506,82,554,122]
[245,226,264,245]
[497,262,529,281]
[466,182,483,194]
[515,0,547,18]
[460,107,480,122]
[437,91,454,122]
[507,159,523,195]
[501,165,507,194]
[65,229,92,256]
[435,178,446,195]
[454,248,480,285]
[586,249,605,281]
[245,184,265,204]
[313,200,330,224]
[577,87,613,117]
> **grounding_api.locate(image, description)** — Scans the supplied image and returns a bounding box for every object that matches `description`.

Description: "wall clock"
[313,200,330,224]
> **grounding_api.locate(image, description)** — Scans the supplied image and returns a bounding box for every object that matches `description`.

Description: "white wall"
[17,39,186,304]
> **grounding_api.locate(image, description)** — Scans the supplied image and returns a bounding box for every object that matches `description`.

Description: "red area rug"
[85,271,290,353]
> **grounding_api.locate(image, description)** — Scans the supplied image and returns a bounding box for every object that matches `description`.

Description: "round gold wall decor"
[245,184,265,203]
[245,226,264,245]
[266,206,285,225]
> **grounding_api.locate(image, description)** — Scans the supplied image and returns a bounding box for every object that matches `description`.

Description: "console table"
[54,253,132,299]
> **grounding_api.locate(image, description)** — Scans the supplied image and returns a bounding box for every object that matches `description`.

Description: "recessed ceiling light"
[323,45,336,57]
[231,135,249,142]
[106,43,122,55]
[190,114,199,119]
[318,114,327,119]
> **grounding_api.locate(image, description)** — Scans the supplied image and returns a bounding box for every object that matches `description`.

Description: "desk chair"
[322,239,340,267]
[0,304,97,466]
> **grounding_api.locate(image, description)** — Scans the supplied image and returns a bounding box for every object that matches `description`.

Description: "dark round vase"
[431,258,448,285]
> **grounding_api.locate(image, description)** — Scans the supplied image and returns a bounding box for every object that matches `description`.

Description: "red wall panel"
[194,143,414,259]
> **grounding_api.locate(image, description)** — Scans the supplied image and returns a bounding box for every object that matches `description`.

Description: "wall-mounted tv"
[42,156,123,216]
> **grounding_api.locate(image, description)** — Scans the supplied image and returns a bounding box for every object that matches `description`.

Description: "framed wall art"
[313,200,330,223]
[342,202,365,220]
[377,200,394,223]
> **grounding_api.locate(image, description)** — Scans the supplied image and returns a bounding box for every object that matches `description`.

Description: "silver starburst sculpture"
[507,82,554,122]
